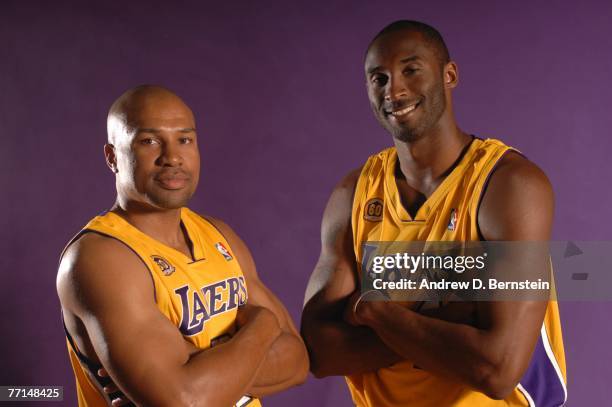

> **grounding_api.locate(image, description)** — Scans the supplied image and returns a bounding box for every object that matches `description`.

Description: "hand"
[343,291,363,326]
[97,368,131,407]
[344,290,396,326]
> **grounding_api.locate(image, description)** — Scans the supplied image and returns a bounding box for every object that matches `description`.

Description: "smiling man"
[57,85,308,407]
[301,21,567,406]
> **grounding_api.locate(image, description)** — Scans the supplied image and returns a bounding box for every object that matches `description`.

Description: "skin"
[301,29,552,399]
[57,86,308,407]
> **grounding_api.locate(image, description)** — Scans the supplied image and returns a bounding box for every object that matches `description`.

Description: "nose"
[384,76,408,102]
[158,142,182,167]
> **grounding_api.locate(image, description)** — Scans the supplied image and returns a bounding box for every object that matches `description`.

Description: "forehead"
[365,30,437,72]
[125,95,195,129]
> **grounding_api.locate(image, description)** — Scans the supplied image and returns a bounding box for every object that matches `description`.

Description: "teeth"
[391,104,417,116]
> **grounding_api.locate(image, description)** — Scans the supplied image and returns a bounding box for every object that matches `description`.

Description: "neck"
[111,200,186,249]
[393,121,471,194]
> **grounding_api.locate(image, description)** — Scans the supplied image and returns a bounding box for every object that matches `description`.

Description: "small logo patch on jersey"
[151,255,176,276]
[364,198,384,222]
[447,208,457,231]
[215,242,233,261]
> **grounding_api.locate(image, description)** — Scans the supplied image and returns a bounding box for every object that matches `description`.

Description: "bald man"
[57,85,308,407]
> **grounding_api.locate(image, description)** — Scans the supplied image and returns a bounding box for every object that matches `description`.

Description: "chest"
[147,243,247,348]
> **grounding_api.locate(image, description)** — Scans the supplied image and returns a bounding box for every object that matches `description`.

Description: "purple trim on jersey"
[519,335,566,406]
[474,147,519,240]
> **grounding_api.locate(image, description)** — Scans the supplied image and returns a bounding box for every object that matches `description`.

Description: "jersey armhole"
[474,149,525,240]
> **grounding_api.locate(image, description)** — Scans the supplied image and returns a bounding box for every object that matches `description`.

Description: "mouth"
[385,101,420,118]
[154,172,190,190]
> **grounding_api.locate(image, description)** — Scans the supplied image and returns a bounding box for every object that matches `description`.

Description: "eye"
[370,74,388,87]
[403,66,419,75]
[179,137,194,144]
[139,138,160,145]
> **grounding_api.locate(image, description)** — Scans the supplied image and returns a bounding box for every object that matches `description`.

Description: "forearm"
[302,318,402,377]
[361,303,508,396]
[181,315,280,406]
[248,332,308,397]
[420,302,478,326]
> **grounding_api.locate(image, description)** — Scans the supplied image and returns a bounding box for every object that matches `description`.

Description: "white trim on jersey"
[517,383,536,407]
[235,395,254,407]
[540,324,568,405]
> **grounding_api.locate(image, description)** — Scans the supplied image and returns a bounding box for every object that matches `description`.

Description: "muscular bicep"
[57,234,191,406]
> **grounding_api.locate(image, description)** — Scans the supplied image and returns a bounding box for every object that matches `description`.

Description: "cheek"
[116,149,136,176]
[366,86,380,103]
[118,150,151,186]
[187,148,201,169]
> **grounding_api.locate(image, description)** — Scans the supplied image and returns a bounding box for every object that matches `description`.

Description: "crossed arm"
[57,218,308,407]
[301,152,553,399]
[208,217,309,396]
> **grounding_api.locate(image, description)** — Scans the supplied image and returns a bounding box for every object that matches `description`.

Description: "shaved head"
[104,85,200,210]
[107,85,195,145]
[367,20,450,69]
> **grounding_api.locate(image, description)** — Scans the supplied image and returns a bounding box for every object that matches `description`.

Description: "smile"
[390,102,419,117]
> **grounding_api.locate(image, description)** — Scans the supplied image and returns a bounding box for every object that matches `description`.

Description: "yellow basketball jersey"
[63,207,261,407]
[349,138,567,406]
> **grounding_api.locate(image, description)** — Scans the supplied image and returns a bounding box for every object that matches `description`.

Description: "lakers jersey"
[63,207,261,407]
[349,138,567,406]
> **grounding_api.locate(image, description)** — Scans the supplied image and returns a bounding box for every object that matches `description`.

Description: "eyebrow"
[367,55,421,74]
[137,127,196,133]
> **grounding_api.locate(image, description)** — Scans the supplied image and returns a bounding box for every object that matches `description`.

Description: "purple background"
[1,1,611,405]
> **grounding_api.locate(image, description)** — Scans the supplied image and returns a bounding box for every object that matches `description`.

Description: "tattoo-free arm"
[301,169,403,377]
[207,217,309,397]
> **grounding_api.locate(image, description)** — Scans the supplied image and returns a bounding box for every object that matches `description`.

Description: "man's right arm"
[300,170,402,377]
[57,233,281,407]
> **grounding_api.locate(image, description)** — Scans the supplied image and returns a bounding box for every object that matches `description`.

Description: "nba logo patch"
[215,242,233,261]
[447,209,457,231]
[151,255,176,276]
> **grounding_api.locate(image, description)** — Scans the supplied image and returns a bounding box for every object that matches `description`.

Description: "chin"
[391,127,426,143]
[150,193,193,210]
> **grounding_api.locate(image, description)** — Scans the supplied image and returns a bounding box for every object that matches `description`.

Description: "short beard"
[390,125,428,143]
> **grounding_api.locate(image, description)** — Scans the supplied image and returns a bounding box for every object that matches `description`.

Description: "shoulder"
[57,232,153,312]
[491,150,552,188]
[337,166,363,196]
[320,167,363,230]
[197,215,237,244]
[478,151,554,240]
[197,215,259,279]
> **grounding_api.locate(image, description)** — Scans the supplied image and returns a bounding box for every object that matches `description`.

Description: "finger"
[353,290,388,314]
[103,384,119,394]
[111,396,129,406]
[97,368,109,377]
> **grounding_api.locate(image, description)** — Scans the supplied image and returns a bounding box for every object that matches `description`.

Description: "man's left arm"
[207,217,310,397]
[352,152,553,399]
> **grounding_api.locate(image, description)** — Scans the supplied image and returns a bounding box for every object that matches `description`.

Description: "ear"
[444,61,459,89]
[104,144,118,173]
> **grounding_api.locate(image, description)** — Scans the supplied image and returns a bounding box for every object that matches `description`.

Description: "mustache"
[383,99,421,112]
[153,169,191,180]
